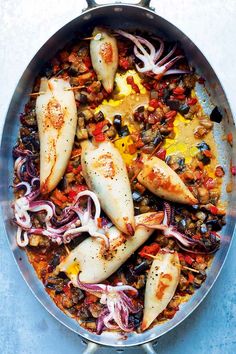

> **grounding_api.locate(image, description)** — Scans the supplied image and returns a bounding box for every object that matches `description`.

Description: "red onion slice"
[76,277,139,334]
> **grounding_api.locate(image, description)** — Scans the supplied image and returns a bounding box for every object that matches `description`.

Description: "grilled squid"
[36,78,77,194]
[81,140,135,235]
[55,212,163,284]
[90,27,118,93]
[137,155,198,205]
[141,252,180,331]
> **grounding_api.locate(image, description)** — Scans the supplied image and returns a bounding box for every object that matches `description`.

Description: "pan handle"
[142,342,157,353]
[81,341,157,353]
[85,0,152,10]
[82,341,99,354]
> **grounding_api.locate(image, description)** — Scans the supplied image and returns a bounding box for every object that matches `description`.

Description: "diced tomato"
[204,177,216,190]
[97,217,103,229]
[231,165,236,176]
[71,148,82,158]
[75,185,87,193]
[156,148,166,160]
[94,132,106,142]
[73,165,82,175]
[139,243,160,258]
[85,293,98,304]
[227,132,233,146]
[135,139,145,148]
[134,182,146,194]
[174,94,186,100]
[68,190,77,200]
[63,284,72,297]
[50,196,63,207]
[178,253,185,262]
[173,86,185,95]
[54,189,68,202]
[92,120,108,139]
[196,255,205,263]
[126,76,140,93]
[66,163,73,173]
[119,57,130,70]
[203,149,212,158]
[210,205,219,215]
[128,144,137,155]
[149,98,159,109]
[215,166,225,177]
[165,110,177,119]
[83,56,92,69]
[53,64,60,74]
[188,273,195,283]
[142,82,152,90]
[192,234,201,240]
[185,255,194,265]
[187,97,198,106]
[198,77,205,84]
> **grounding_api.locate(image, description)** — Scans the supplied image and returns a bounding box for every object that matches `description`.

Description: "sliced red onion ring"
[13,188,109,247]
[77,277,139,333]
[16,227,29,247]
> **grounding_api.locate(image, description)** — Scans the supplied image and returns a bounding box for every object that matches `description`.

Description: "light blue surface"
[0,1,236,353]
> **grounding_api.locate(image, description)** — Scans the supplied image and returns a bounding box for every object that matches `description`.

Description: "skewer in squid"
[137,155,198,205]
[36,78,77,194]
[55,212,164,284]
[81,140,135,235]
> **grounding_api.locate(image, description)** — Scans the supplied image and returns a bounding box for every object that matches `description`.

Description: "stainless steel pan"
[0,1,235,353]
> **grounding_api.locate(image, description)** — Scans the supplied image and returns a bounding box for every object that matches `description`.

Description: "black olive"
[132,191,143,202]
[49,254,61,269]
[206,219,221,231]
[197,152,210,165]
[179,103,190,115]
[113,115,122,130]
[197,141,211,151]
[193,282,201,289]
[178,219,187,233]
[57,176,67,190]
[79,93,88,104]
[44,66,54,78]
[166,99,180,111]
[177,157,185,170]
[137,106,145,113]
[94,111,104,122]
[20,112,37,127]
[163,88,170,101]
[78,307,91,320]
[125,268,136,283]
[130,310,143,328]
[200,224,207,234]
[68,67,78,76]
[153,131,163,146]
[119,125,130,137]
[210,106,223,123]
[134,261,149,275]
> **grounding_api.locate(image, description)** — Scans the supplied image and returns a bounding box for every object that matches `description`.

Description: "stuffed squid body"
[36,78,77,194]
[141,252,180,331]
[90,27,118,93]
[137,155,198,205]
[81,140,135,235]
[55,212,163,284]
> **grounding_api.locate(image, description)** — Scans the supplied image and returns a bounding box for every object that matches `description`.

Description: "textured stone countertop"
[0,1,235,353]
